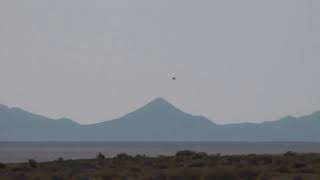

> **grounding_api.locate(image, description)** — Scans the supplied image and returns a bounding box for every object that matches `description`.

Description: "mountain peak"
[143,97,180,111]
[122,97,185,118]
[148,97,173,106]
[0,104,9,110]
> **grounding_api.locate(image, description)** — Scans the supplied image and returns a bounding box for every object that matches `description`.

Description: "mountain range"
[1,98,320,141]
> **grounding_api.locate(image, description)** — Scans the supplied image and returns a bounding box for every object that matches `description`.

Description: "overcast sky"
[1,0,319,124]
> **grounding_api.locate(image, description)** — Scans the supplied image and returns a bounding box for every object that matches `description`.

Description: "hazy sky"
[1,0,319,124]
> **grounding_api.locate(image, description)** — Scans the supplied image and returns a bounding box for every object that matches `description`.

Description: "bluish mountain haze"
[0,98,319,141]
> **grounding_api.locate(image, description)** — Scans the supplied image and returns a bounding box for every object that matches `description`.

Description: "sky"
[0,0,319,124]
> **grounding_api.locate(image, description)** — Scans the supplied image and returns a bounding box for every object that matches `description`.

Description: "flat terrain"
[1,151,320,180]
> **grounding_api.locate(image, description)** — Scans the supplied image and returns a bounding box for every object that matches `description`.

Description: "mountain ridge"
[0,98,320,141]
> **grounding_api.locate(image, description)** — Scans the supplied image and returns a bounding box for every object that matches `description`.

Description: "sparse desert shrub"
[245,154,259,165]
[0,162,6,169]
[51,175,64,180]
[300,167,315,174]
[248,158,258,165]
[192,152,208,159]
[100,171,122,180]
[167,168,202,180]
[28,159,38,168]
[153,173,166,180]
[129,166,141,173]
[261,156,273,164]
[116,153,132,160]
[204,168,237,180]
[135,154,147,160]
[12,165,30,172]
[293,162,306,169]
[208,154,221,163]
[225,156,241,163]
[292,176,303,180]
[156,163,168,169]
[237,168,258,180]
[284,151,297,157]
[97,152,105,159]
[175,150,197,157]
[2,151,320,180]
[175,150,208,161]
[189,159,207,167]
[278,165,290,173]
[259,173,272,180]
[140,177,154,180]
[57,157,64,163]
[12,173,29,180]
[76,176,90,180]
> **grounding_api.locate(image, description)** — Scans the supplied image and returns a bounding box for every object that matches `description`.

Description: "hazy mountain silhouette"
[1,98,320,141]
[87,98,216,141]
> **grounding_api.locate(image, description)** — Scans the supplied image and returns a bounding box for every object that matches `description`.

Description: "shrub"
[13,174,28,180]
[51,175,64,180]
[97,152,105,159]
[259,174,272,180]
[12,165,30,172]
[135,154,147,159]
[189,159,207,167]
[284,151,297,157]
[204,168,237,180]
[100,170,121,180]
[261,156,273,164]
[0,162,6,169]
[143,159,153,166]
[175,150,208,160]
[156,163,168,169]
[175,150,197,157]
[28,159,38,168]
[278,165,290,173]
[76,176,90,180]
[57,157,64,163]
[292,176,303,180]
[153,173,166,180]
[300,167,315,174]
[167,168,202,180]
[192,152,208,159]
[237,168,258,180]
[116,153,131,160]
[129,166,141,173]
[225,156,241,163]
[293,162,306,169]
